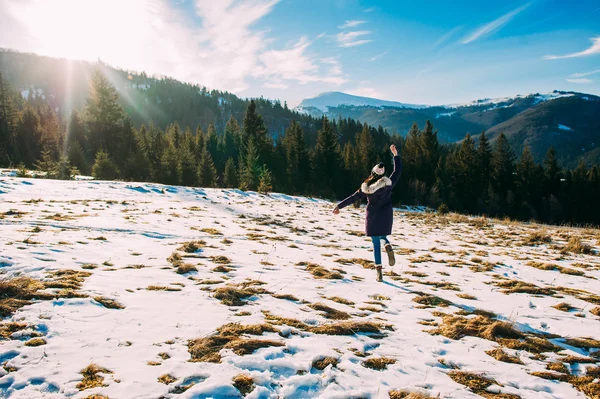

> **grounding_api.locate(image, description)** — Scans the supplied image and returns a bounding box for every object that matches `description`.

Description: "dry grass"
[232,374,255,396]
[309,321,388,336]
[76,364,112,390]
[456,293,477,300]
[558,355,597,364]
[561,236,592,255]
[271,293,299,301]
[552,302,576,312]
[213,285,267,306]
[0,277,49,317]
[0,322,30,339]
[335,258,375,269]
[428,314,523,342]
[200,228,222,235]
[526,261,585,276]
[312,356,338,370]
[297,262,343,280]
[493,280,556,296]
[81,263,98,270]
[447,371,495,392]
[94,296,125,309]
[158,374,176,385]
[485,348,523,364]
[591,307,600,316]
[327,296,355,306]
[146,286,182,292]
[45,269,92,290]
[362,357,396,370]
[412,293,453,308]
[388,390,436,399]
[176,263,198,274]
[212,265,232,273]
[188,323,280,363]
[178,240,206,253]
[211,256,232,264]
[523,229,552,246]
[24,337,46,346]
[309,303,350,320]
[563,337,600,349]
[82,395,110,399]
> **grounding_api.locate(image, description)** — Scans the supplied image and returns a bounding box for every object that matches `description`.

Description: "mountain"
[296,91,428,113]
[2,175,600,398]
[297,91,600,166]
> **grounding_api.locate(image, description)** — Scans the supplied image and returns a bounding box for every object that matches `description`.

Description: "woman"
[333,144,402,282]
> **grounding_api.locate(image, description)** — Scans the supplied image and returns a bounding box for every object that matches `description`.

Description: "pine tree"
[239,137,261,191]
[454,134,478,211]
[258,164,273,194]
[91,150,119,180]
[160,144,181,185]
[242,100,270,160]
[223,157,237,188]
[197,145,218,188]
[179,147,197,187]
[283,121,308,193]
[312,117,341,197]
[34,150,57,178]
[68,141,89,176]
[83,70,124,157]
[491,133,515,204]
[15,106,41,167]
[356,123,376,175]
[0,73,18,166]
[543,146,562,197]
[402,123,421,180]
[516,146,543,217]
[419,120,439,185]
[477,131,492,190]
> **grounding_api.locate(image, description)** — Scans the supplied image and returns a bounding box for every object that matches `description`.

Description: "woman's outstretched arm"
[333,189,366,213]
[389,144,402,187]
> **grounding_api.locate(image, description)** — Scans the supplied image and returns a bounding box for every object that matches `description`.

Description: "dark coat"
[337,155,402,236]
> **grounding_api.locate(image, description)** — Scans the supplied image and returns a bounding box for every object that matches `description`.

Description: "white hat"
[372,162,385,176]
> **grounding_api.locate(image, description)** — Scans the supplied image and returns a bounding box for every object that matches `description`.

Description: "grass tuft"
[232,374,255,396]
[561,236,592,255]
[0,277,48,317]
[309,303,350,320]
[327,296,355,306]
[213,285,268,306]
[158,374,176,385]
[485,348,523,364]
[312,356,338,370]
[178,241,206,253]
[389,390,437,399]
[176,263,198,274]
[362,357,396,370]
[94,296,125,309]
[76,364,112,391]
[24,337,46,346]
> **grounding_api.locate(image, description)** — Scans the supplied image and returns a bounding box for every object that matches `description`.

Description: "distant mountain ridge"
[296,90,600,166]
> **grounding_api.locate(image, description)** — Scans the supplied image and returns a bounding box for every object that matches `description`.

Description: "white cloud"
[462,2,531,44]
[0,0,344,94]
[434,26,463,48]
[369,51,388,62]
[338,20,366,29]
[364,7,376,12]
[544,37,600,60]
[570,69,600,78]
[347,85,382,98]
[566,78,592,84]
[256,37,347,87]
[336,30,372,47]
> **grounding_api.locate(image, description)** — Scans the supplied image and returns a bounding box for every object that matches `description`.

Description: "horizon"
[1,0,599,107]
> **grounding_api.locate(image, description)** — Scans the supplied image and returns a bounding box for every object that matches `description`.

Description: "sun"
[8,0,149,65]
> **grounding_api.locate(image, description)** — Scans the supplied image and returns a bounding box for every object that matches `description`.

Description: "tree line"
[1,71,599,225]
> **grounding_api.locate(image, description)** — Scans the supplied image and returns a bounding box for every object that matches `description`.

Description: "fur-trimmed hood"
[361,176,392,195]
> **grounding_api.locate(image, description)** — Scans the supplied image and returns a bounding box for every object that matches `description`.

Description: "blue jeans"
[371,236,390,265]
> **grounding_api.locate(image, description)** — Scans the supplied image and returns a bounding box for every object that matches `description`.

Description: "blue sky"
[1,0,599,106]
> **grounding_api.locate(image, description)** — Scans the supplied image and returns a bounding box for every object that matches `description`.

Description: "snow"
[20,90,29,99]
[558,124,573,132]
[435,111,456,118]
[297,91,429,113]
[446,92,575,109]
[0,177,599,398]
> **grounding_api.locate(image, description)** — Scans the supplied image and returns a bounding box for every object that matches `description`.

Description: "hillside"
[1,175,600,398]
[0,50,318,138]
[297,91,600,165]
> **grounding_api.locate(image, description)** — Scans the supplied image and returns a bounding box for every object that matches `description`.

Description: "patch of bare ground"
[412,293,453,308]
[448,371,521,398]
[200,228,222,236]
[560,236,593,255]
[556,287,600,305]
[492,279,556,296]
[24,337,46,346]
[591,307,600,316]
[362,357,396,370]
[309,303,351,320]
[188,323,280,363]
[213,285,268,306]
[211,256,232,264]
[485,348,523,364]
[429,313,561,355]
[297,262,343,279]
[146,286,182,292]
[158,374,176,385]
[388,390,436,399]
[0,277,51,317]
[522,229,552,246]
[530,365,600,398]
[233,374,255,396]
[176,263,198,274]
[563,337,600,349]
[76,364,113,390]
[94,296,125,309]
[526,261,585,277]
[45,269,91,290]
[334,258,375,269]
[271,293,299,301]
[552,302,577,312]
[312,356,338,370]
[456,293,477,300]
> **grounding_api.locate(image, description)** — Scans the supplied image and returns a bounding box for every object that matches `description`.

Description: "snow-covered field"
[1,177,599,399]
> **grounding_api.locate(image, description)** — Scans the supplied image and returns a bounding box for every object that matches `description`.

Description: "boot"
[384,243,395,266]
[376,265,383,282]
